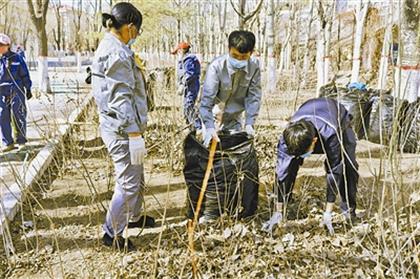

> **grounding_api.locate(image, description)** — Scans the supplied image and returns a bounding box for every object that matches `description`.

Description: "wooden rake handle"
[188,138,218,278]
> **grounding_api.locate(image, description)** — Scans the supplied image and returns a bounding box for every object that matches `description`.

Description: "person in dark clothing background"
[0,33,32,152]
[262,97,359,235]
[172,42,202,131]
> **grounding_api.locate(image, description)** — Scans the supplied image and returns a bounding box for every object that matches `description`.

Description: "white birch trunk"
[323,20,332,85]
[302,0,314,87]
[398,28,420,102]
[38,56,51,94]
[377,3,393,90]
[266,0,276,93]
[76,51,82,73]
[316,19,325,96]
[350,1,369,83]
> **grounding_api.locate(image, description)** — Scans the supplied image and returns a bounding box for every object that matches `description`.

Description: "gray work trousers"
[101,130,144,237]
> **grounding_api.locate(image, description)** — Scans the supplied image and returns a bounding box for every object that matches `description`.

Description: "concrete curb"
[0,93,94,233]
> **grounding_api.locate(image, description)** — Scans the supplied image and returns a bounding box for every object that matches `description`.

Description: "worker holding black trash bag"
[183,30,262,221]
[262,97,359,235]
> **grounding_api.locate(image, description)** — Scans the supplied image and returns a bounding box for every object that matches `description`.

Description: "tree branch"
[243,0,264,21]
[230,0,244,18]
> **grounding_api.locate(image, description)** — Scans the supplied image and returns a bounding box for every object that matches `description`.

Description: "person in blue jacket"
[172,42,202,130]
[0,34,32,152]
[262,97,359,235]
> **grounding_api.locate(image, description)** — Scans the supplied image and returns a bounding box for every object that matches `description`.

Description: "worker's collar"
[106,32,134,56]
[225,54,249,76]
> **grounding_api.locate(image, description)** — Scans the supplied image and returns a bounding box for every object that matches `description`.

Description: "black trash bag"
[320,86,372,139]
[400,99,420,153]
[183,132,259,220]
[367,94,408,145]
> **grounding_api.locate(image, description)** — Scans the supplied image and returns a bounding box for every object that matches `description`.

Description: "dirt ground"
[0,83,419,278]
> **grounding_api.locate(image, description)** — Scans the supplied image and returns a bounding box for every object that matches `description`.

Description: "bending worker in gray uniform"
[262,97,359,235]
[200,30,262,146]
[92,2,154,251]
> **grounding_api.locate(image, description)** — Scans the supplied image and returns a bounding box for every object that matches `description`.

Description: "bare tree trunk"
[266,0,276,93]
[52,0,62,51]
[377,2,393,90]
[230,0,264,30]
[323,4,335,85]
[72,0,83,72]
[396,0,420,102]
[217,0,227,55]
[302,0,314,87]
[238,0,246,30]
[27,0,51,94]
[350,0,369,83]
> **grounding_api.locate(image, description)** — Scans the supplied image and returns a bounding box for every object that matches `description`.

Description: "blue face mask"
[300,150,313,159]
[228,56,248,69]
[127,38,137,47]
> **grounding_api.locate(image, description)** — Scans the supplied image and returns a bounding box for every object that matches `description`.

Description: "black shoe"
[102,233,135,252]
[128,215,156,229]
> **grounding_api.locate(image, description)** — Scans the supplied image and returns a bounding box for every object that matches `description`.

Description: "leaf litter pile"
[1,114,419,278]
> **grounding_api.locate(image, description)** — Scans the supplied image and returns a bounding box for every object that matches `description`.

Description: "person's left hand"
[261,211,282,232]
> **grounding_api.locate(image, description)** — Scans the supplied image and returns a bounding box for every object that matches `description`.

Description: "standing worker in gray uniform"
[200,30,262,146]
[91,2,155,251]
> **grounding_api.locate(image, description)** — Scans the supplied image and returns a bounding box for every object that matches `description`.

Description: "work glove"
[26,89,32,100]
[261,211,282,232]
[203,127,219,148]
[245,125,255,136]
[177,84,185,96]
[129,136,147,165]
[322,211,334,235]
[340,202,351,220]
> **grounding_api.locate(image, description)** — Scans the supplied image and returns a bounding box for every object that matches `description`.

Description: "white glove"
[322,211,335,235]
[203,127,219,148]
[262,211,282,232]
[177,84,185,95]
[129,136,147,165]
[340,202,351,220]
[245,125,255,136]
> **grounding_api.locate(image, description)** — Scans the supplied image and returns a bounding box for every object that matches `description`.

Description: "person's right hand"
[128,135,146,165]
[203,128,219,148]
[262,211,282,232]
[322,211,335,235]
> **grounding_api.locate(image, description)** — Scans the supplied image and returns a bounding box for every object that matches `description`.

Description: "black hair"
[283,119,316,156]
[228,30,256,53]
[102,2,142,30]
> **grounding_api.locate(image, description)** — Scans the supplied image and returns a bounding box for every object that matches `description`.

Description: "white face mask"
[228,56,248,69]
[127,25,138,47]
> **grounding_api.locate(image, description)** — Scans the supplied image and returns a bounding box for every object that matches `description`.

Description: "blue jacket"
[276,97,357,189]
[178,53,200,92]
[0,50,32,95]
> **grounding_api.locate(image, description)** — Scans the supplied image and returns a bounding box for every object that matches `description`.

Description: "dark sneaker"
[128,215,156,228]
[1,144,16,153]
[102,233,135,252]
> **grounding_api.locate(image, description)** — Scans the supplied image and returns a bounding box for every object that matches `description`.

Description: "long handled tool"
[188,138,218,278]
